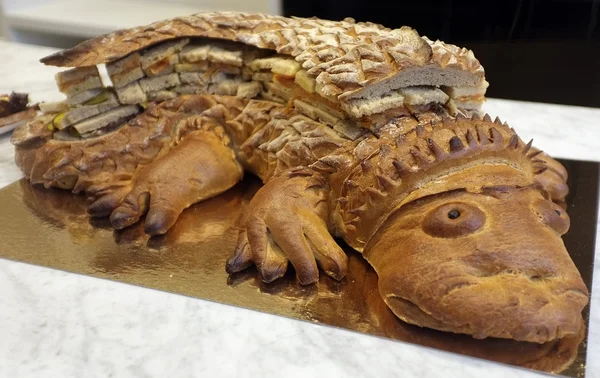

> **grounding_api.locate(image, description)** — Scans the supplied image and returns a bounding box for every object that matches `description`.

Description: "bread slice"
[116,81,147,105]
[72,105,139,134]
[139,73,181,92]
[180,44,211,63]
[236,81,262,99]
[207,44,245,67]
[66,88,105,106]
[443,80,489,98]
[140,39,189,71]
[252,72,274,83]
[180,42,245,66]
[106,52,145,88]
[293,99,340,126]
[294,69,316,94]
[173,85,207,94]
[174,62,210,73]
[342,91,405,118]
[147,90,177,102]
[451,97,486,110]
[55,66,103,96]
[39,100,68,114]
[249,56,301,77]
[209,79,242,96]
[263,81,292,102]
[54,92,120,130]
[401,87,449,106]
[179,72,207,86]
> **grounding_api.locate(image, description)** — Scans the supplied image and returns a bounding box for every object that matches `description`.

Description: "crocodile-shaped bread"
[10,12,588,344]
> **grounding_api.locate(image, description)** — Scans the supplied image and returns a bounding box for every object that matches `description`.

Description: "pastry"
[10,12,588,343]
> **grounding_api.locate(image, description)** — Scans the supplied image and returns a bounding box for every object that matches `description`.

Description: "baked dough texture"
[9,12,588,344]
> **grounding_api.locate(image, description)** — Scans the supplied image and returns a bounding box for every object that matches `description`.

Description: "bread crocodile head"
[364,185,589,343]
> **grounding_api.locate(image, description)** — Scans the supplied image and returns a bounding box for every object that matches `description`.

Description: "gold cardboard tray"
[0,159,596,377]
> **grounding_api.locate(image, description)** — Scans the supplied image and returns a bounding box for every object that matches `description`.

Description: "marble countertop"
[0,40,599,378]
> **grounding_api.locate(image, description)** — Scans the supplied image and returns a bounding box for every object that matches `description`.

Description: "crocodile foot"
[226,168,348,285]
[88,129,243,235]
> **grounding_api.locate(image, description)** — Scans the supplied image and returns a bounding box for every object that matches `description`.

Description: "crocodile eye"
[423,202,486,238]
[533,198,570,235]
[447,209,460,219]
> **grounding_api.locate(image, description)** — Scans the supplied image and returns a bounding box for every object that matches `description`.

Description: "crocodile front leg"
[89,128,243,235]
[226,168,347,285]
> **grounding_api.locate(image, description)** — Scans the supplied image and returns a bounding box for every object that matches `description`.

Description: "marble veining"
[0,40,599,377]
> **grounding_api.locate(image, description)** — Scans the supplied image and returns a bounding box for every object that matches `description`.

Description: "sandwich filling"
[39,37,488,140]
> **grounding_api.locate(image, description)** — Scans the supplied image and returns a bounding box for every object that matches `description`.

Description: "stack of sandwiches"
[31,13,489,142]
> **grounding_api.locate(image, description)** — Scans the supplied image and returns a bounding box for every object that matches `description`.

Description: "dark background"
[283,0,600,108]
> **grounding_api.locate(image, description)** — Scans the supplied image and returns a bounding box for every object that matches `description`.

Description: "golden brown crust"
[423,37,484,77]
[358,268,584,373]
[320,113,547,251]
[530,148,569,203]
[12,89,583,344]
[240,108,353,181]
[105,128,244,235]
[365,187,588,343]
[39,12,484,101]
[12,95,250,195]
[227,167,347,284]
[11,92,353,199]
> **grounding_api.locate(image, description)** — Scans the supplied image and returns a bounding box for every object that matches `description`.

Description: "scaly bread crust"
[315,113,550,251]
[11,95,250,195]
[39,12,484,102]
